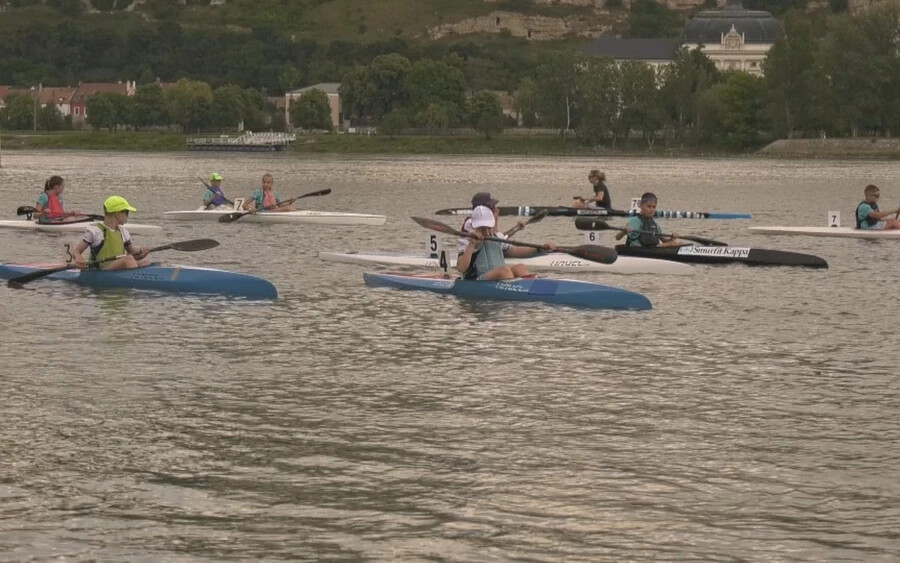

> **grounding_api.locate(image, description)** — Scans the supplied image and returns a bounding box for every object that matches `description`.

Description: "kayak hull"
[749,226,900,239]
[615,245,828,268]
[435,206,751,220]
[163,209,386,225]
[0,219,163,234]
[0,263,277,299]
[363,272,652,311]
[319,250,693,275]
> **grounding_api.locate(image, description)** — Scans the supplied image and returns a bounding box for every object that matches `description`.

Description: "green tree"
[514,77,538,127]
[763,13,820,138]
[468,90,504,139]
[277,65,302,94]
[616,61,662,148]
[211,84,246,130]
[1,94,36,130]
[713,72,766,148]
[535,53,579,136]
[340,53,411,123]
[291,88,333,130]
[38,102,66,131]
[86,95,117,132]
[658,47,719,144]
[241,87,269,131]
[575,57,620,146]
[167,78,213,133]
[131,84,169,129]
[405,58,467,125]
[421,102,450,134]
[627,0,684,38]
[378,109,409,138]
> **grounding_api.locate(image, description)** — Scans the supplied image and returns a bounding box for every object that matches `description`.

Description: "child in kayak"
[35,176,87,223]
[856,184,900,230]
[203,173,231,209]
[456,192,527,256]
[616,192,685,247]
[573,169,612,210]
[72,196,150,271]
[457,205,551,280]
[242,173,295,213]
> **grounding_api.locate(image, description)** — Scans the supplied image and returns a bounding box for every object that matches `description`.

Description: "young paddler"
[856,184,900,230]
[203,173,230,209]
[456,205,553,280]
[242,173,294,213]
[72,196,150,271]
[616,192,686,247]
[573,169,612,210]
[34,175,86,223]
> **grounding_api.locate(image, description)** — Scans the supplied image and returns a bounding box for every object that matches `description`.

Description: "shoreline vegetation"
[1,131,899,159]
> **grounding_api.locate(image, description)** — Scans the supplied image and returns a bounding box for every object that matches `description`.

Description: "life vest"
[628,216,661,247]
[207,186,228,208]
[38,193,66,222]
[856,201,879,229]
[261,190,277,208]
[89,223,127,268]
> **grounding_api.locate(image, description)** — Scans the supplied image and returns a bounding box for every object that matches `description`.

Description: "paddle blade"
[558,245,618,265]
[17,206,37,216]
[158,238,220,252]
[411,216,465,237]
[574,217,614,231]
[218,212,248,223]
[7,264,73,288]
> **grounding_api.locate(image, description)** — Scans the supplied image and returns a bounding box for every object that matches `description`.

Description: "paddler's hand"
[135,245,149,260]
[543,243,555,252]
[516,220,526,230]
[469,232,483,249]
[624,226,633,233]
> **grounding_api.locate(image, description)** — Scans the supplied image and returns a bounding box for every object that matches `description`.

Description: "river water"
[0,151,898,561]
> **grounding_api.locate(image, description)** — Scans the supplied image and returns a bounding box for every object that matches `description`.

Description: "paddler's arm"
[505,244,554,258]
[870,206,900,220]
[456,234,480,273]
[615,226,631,241]
[72,240,89,269]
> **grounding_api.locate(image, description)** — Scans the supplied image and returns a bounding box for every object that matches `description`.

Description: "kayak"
[0,219,163,234]
[319,250,694,275]
[615,245,828,268]
[363,272,652,310]
[749,226,900,239]
[0,263,278,299]
[163,208,386,226]
[435,206,751,220]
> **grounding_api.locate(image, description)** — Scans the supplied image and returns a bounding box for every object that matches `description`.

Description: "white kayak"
[163,208,386,226]
[0,219,163,234]
[318,250,694,275]
[749,226,900,239]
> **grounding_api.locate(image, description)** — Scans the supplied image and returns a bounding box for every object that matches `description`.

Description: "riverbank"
[2,131,899,158]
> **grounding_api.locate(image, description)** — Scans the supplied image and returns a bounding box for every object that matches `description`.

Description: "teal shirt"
[625,215,662,247]
[857,203,879,229]
[473,239,506,280]
[251,188,282,210]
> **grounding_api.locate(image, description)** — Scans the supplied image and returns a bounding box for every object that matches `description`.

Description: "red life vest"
[44,193,66,219]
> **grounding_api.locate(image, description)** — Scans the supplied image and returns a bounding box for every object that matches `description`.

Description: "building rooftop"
[583,38,681,60]
[683,0,779,44]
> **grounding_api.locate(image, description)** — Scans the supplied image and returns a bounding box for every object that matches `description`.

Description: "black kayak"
[435,206,751,220]
[615,245,828,268]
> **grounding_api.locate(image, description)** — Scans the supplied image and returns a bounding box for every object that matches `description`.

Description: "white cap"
[471,205,495,228]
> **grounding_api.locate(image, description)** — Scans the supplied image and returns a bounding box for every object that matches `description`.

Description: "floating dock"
[187,132,295,152]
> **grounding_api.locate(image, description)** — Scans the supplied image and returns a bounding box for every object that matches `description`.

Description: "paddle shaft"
[575,218,728,246]
[503,210,548,238]
[16,206,102,221]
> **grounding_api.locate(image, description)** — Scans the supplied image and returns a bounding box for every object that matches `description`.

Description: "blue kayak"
[0,263,277,300]
[363,272,651,310]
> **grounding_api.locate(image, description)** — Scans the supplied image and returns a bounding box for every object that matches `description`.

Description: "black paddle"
[16,205,103,221]
[218,188,333,223]
[6,238,220,289]
[412,216,617,265]
[504,209,549,238]
[574,218,728,246]
[199,176,235,207]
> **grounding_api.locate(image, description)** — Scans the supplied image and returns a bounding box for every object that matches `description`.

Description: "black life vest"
[856,201,879,228]
[593,182,611,209]
[631,216,661,247]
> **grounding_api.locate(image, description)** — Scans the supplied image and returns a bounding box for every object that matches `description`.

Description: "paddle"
[574,218,729,246]
[199,177,235,207]
[217,188,333,223]
[16,205,103,221]
[411,216,617,265]
[503,209,549,238]
[6,238,220,289]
